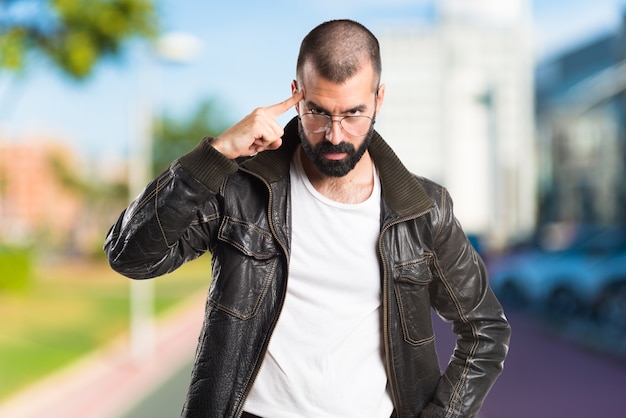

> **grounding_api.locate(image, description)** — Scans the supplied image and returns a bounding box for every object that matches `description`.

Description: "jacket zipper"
[235,170,290,418]
[379,220,399,412]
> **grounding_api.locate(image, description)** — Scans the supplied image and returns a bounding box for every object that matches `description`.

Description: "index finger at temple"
[266,90,303,118]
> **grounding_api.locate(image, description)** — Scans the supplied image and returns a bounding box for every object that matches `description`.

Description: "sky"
[1,0,625,162]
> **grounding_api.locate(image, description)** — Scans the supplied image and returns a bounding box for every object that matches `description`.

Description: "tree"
[0,0,158,79]
[47,149,129,257]
[152,99,233,174]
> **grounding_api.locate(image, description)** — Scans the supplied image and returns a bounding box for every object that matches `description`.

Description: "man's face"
[297,118,374,177]
[293,62,384,178]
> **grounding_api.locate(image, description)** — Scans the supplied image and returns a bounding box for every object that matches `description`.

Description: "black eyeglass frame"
[297,90,379,137]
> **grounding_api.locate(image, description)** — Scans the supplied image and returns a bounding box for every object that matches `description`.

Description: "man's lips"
[323,152,348,160]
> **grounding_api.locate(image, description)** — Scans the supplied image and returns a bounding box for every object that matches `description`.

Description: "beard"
[297,122,374,177]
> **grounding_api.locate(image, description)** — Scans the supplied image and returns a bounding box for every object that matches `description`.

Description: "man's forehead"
[298,58,376,84]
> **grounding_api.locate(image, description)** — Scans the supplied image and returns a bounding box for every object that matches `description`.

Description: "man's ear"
[376,83,386,111]
[291,80,300,112]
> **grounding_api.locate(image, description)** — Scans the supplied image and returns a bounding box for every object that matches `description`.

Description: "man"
[105,19,510,418]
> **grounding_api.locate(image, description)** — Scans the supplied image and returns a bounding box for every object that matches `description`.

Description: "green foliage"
[0,245,33,292]
[0,0,159,79]
[152,99,233,174]
[44,151,129,258]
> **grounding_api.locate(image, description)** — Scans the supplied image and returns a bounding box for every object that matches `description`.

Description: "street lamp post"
[128,31,202,362]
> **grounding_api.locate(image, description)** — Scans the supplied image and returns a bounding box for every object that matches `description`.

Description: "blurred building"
[535,13,626,229]
[0,138,82,248]
[377,0,535,250]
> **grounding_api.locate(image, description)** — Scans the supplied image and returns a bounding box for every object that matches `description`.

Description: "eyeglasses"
[298,113,375,137]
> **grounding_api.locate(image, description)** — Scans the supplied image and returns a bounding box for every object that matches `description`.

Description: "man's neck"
[299,147,375,204]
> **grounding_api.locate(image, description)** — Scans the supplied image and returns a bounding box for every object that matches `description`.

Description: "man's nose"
[325,118,343,144]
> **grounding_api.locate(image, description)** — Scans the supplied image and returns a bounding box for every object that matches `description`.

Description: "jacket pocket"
[209,216,281,320]
[393,256,435,346]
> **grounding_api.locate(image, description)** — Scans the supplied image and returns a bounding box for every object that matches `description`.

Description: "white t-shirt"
[244,149,393,417]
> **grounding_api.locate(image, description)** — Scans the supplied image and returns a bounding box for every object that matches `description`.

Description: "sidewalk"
[0,294,206,418]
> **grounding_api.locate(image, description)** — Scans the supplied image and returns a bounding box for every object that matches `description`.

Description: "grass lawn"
[0,255,212,402]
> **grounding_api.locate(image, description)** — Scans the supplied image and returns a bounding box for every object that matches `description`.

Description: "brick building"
[0,138,83,248]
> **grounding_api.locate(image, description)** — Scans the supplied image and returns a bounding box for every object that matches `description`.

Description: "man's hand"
[211,90,303,159]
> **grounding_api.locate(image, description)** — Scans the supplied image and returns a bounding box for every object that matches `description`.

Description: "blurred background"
[1,0,626,417]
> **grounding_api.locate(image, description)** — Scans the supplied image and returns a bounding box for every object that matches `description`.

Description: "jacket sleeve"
[421,187,511,418]
[104,137,238,279]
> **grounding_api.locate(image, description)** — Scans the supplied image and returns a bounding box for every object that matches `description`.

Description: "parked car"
[488,224,626,334]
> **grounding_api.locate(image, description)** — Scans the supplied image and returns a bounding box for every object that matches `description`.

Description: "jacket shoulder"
[411,175,450,208]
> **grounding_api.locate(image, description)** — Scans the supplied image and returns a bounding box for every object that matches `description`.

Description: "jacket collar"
[240,117,434,218]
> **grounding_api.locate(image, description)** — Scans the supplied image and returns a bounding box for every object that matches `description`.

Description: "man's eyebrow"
[304,100,330,113]
[303,100,367,114]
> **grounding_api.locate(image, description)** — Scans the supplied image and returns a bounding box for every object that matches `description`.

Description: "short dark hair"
[296,19,381,90]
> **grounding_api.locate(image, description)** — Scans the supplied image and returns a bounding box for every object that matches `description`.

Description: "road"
[120,360,193,418]
[478,312,626,418]
[122,311,626,418]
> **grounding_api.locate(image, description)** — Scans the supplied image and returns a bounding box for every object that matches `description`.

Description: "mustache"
[314,141,355,154]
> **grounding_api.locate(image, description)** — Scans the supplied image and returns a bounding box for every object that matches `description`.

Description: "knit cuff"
[178,137,238,191]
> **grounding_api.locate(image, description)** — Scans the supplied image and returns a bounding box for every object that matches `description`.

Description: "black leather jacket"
[105,117,510,418]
